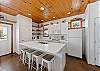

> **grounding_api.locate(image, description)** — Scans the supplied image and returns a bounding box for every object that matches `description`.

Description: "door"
[0,23,12,56]
[95,18,100,66]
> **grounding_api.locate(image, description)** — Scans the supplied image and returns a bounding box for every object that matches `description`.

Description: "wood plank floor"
[0,53,100,71]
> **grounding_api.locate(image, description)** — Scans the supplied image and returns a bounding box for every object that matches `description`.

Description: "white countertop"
[19,41,66,54]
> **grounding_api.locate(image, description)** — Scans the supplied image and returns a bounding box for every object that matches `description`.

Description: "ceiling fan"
[35,0,55,18]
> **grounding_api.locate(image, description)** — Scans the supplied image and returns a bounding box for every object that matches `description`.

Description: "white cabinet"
[48,22,68,34]
[85,1,100,65]
[61,22,68,34]
[48,23,60,34]
[54,24,60,34]
[48,24,54,34]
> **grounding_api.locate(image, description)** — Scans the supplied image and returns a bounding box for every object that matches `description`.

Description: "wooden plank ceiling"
[0,0,96,23]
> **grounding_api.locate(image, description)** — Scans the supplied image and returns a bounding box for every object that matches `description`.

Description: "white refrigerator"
[68,29,83,58]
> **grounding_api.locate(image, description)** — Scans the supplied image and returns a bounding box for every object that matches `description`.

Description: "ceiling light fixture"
[28,14,31,15]
[40,7,44,10]
[53,17,55,18]
[41,20,44,21]
[67,12,71,14]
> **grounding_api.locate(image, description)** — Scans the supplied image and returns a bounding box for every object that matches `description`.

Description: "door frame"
[0,21,13,54]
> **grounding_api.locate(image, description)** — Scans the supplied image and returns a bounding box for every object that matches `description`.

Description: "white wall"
[85,1,100,65]
[16,14,32,42]
[16,14,32,54]
[0,12,16,53]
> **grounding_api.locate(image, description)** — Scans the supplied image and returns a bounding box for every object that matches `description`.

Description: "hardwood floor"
[0,53,100,71]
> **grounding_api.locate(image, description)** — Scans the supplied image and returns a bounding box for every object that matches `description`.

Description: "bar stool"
[20,48,30,64]
[25,49,36,69]
[41,54,55,71]
[31,51,45,71]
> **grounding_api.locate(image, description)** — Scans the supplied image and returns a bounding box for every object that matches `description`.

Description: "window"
[0,26,8,39]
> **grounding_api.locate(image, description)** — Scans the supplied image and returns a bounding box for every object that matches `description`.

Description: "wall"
[16,14,32,42]
[16,14,32,54]
[85,1,100,65]
[0,12,16,22]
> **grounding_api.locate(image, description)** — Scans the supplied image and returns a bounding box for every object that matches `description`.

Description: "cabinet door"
[68,38,82,58]
[48,24,54,34]
[54,24,60,34]
[61,22,68,34]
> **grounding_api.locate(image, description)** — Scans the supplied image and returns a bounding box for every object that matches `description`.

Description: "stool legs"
[28,57,31,69]
[41,59,54,71]
[20,50,25,65]
[36,58,39,71]
[31,56,40,71]
[23,52,25,65]
[41,59,43,71]
[48,62,52,71]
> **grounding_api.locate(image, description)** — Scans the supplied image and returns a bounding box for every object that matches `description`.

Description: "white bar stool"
[20,48,30,64]
[31,51,45,71]
[41,54,55,71]
[25,49,36,69]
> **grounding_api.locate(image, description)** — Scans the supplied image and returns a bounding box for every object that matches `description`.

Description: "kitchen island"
[19,41,67,71]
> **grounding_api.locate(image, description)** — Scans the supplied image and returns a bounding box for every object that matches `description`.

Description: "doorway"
[0,22,13,56]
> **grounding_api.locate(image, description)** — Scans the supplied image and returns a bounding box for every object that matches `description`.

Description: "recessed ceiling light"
[67,12,71,14]
[28,14,31,15]
[40,7,44,10]
[53,17,55,18]
[41,20,44,21]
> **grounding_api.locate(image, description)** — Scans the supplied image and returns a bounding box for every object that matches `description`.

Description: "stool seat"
[26,49,36,53]
[33,51,44,56]
[22,48,30,51]
[43,54,54,61]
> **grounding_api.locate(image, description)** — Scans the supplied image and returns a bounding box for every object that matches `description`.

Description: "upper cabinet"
[61,22,68,34]
[54,23,61,34]
[48,23,60,34]
[48,21,68,35]
[48,24,53,34]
